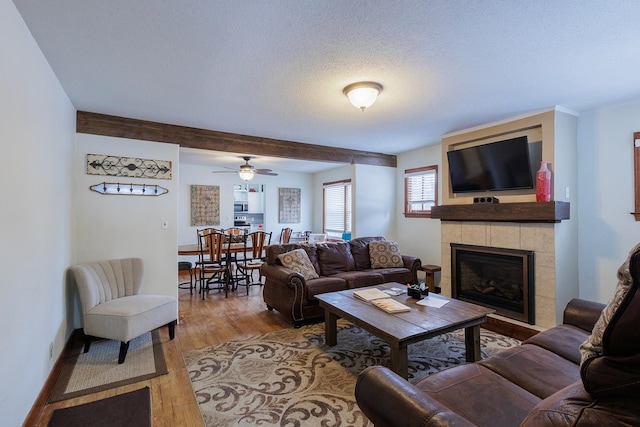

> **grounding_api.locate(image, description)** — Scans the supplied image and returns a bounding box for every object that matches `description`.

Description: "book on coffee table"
[371,298,411,313]
[353,288,390,302]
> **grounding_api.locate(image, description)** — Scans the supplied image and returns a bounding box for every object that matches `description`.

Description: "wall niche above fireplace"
[452,244,535,324]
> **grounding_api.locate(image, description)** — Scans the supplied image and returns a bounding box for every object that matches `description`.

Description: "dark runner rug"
[48,330,167,403]
[183,320,520,426]
[48,386,150,427]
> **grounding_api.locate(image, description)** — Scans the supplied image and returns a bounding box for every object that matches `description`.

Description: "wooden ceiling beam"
[76,111,396,168]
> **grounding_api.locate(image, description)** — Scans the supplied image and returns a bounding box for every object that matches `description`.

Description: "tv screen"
[447,136,533,193]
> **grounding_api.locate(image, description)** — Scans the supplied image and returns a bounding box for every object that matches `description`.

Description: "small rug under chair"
[183,320,520,426]
[47,386,151,427]
[48,330,167,403]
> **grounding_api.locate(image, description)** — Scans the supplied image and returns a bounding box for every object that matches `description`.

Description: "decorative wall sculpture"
[278,188,301,223]
[191,185,220,226]
[87,154,172,179]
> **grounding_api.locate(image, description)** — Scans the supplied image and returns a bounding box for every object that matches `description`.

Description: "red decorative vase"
[536,161,551,202]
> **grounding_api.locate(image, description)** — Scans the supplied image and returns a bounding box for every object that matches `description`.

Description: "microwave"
[234,202,248,212]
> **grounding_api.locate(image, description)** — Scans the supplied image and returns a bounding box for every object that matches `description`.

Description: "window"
[323,180,352,238]
[404,165,438,217]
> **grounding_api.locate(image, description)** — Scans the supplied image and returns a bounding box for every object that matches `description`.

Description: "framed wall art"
[278,187,301,223]
[190,185,220,226]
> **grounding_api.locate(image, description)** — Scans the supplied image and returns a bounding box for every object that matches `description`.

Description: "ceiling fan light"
[343,82,383,111]
[238,170,255,181]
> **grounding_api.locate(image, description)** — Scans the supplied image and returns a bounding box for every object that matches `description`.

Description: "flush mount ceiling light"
[343,81,383,111]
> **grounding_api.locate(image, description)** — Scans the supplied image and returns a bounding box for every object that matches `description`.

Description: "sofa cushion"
[373,267,412,286]
[524,324,589,365]
[416,363,540,426]
[305,276,348,300]
[579,242,640,398]
[349,236,385,270]
[331,271,384,289]
[277,249,319,280]
[479,344,581,399]
[369,240,404,268]
[267,243,320,273]
[316,241,356,276]
[521,381,640,427]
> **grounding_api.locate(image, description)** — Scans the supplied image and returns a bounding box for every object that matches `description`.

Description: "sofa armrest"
[402,255,422,285]
[562,298,605,333]
[355,366,475,427]
[260,263,305,289]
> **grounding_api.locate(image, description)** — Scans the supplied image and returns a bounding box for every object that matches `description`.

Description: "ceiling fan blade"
[256,171,278,176]
[211,170,237,174]
[253,168,273,173]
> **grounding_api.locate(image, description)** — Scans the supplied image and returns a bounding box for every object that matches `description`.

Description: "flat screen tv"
[447,136,533,193]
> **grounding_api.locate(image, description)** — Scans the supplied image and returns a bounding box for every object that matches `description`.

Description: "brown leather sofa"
[261,236,421,327]
[355,245,640,426]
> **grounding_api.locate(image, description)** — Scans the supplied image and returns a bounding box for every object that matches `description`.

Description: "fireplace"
[451,244,535,324]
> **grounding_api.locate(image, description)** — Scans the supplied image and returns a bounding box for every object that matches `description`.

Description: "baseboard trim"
[22,329,82,427]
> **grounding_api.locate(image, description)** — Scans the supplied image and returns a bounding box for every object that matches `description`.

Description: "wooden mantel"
[431,201,570,223]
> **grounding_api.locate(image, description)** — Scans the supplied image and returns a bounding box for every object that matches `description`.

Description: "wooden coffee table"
[315,283,495,379]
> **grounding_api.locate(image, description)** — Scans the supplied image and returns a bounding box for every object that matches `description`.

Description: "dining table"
[178,243,247,256]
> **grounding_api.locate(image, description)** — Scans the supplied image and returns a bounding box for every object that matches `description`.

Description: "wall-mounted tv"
[447,136,534,193]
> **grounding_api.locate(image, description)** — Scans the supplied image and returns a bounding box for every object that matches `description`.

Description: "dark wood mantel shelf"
[431,201,570,223]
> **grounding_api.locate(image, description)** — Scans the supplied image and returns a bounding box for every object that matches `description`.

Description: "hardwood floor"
[29,275,291,426]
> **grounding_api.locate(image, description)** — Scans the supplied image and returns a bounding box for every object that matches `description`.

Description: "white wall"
[1,2,76,425]
[396,144,442,267]
[312,163,398,239]
[74,134,179,315]
[353,164,396,238]
[178,163,314,245]
[577,99,640,302]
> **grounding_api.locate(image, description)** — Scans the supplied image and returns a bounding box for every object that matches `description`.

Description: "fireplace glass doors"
[451,244,534,324]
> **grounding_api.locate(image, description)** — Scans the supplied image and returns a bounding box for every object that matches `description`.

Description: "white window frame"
[323,179,352,238]
[404,165,438,218]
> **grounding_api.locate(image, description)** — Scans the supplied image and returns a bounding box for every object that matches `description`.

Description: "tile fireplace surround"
[435,109,579,330]
[439,220,557,329]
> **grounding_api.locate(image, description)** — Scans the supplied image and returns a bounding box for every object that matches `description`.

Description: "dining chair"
[279,227,292,244]
[225,227,244,236]
[196,228,231,299]
[234,231,272,294]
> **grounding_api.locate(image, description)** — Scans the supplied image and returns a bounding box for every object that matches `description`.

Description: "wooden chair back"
[280,227,292,244]
[247,231,272,260]
[199,229,229,263]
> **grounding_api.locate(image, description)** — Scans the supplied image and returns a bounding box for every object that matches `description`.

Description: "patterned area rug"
[48,330,167,403]
[183,320,520,426]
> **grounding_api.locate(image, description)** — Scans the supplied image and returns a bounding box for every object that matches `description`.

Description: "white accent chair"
[70,258,177,364]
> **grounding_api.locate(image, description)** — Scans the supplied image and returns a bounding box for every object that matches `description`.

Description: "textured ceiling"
[13,1,640,172]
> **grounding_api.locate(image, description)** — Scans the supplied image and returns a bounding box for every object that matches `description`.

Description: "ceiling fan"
[212,156,278,181]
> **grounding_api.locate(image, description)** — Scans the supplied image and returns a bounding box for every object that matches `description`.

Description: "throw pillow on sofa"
[579,242,640,398]
[278,249,319,280]
[579,242,640,363]
[369,240,403,269]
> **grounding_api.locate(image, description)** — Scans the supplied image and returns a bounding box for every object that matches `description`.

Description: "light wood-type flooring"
[28,273,291,426]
